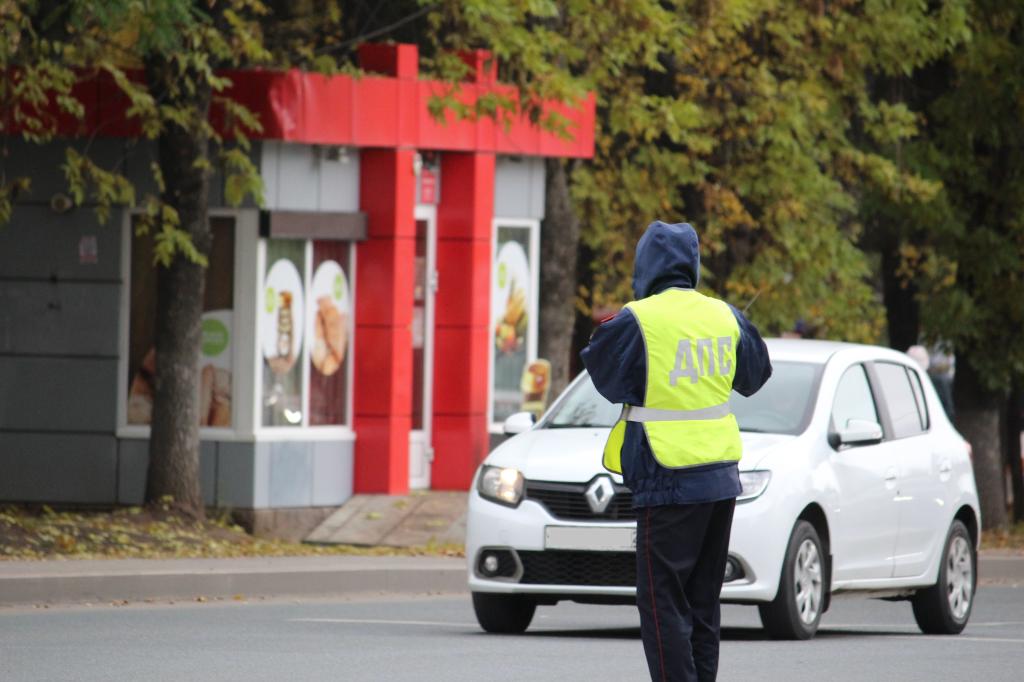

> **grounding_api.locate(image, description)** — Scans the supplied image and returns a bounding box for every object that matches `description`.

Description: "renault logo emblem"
[585,476,616,514]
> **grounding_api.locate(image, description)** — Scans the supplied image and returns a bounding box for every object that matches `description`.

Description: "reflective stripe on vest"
[602,289,743,474]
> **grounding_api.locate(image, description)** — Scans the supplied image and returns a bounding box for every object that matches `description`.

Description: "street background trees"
[2,0,1021,527]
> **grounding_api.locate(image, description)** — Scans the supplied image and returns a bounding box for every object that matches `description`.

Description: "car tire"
[471,592,537,634]
[912,520,975,635]
[759,520,826,640]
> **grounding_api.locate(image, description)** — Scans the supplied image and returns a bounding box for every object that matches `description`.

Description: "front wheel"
[471,592,537,634]
[912,520,975,635]
[759,520,827,640]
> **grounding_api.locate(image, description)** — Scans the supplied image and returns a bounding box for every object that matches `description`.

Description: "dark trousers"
[635,498,737,682]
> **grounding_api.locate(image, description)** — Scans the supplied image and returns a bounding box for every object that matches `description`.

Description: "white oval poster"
[492,241,530,356]
[307,260,350,376]
[261,258,305,375]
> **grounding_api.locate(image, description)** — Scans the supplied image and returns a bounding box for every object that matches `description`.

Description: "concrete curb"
[0,556,467,607]
[0,552,1019,608]
[978,551,1024,586]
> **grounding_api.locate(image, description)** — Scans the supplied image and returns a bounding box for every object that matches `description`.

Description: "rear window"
[874,362,928,438]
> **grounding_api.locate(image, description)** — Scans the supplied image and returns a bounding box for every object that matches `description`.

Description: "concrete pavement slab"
[307,491,467,547]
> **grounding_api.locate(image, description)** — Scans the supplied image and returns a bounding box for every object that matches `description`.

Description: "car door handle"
[884,468,898,481]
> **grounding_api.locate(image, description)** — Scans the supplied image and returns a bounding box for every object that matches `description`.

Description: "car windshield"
[729,361,821,435]
[541,361,820,435]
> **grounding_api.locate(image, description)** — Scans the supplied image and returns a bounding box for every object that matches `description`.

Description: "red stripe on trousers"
[646,507,667,682]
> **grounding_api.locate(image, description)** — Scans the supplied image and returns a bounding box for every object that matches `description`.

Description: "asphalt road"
[2,587,1023,681]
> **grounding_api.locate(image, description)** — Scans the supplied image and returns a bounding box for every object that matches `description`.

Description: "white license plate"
[544,526,637,552]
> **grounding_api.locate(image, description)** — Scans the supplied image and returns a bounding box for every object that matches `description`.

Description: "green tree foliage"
[867,1,1024,528]
[0,0,298,516]
[572,0,968,341]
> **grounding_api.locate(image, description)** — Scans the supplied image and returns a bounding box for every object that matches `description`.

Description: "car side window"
[874,362,927,438]
[831,364,879,432]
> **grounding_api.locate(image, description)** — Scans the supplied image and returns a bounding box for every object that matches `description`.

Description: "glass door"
[410,207,436,489]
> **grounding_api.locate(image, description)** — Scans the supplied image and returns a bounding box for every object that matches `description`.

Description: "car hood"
[484,428,797,482]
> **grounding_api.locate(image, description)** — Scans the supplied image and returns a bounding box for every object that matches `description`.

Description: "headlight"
[738,470,771,502]
[477,465,525,507]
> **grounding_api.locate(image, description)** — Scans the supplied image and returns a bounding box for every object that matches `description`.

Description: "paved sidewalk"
[0,555,466,608]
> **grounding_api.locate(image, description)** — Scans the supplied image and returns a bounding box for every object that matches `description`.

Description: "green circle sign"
[264,286,276,314]
[201,318,230,357]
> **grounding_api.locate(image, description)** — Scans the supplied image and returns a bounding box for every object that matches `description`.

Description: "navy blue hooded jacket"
[580,221,772,507]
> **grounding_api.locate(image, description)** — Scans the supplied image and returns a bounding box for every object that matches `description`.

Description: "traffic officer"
[581,221,771,682]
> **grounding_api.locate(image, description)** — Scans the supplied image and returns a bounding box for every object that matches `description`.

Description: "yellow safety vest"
[602,289,743,474]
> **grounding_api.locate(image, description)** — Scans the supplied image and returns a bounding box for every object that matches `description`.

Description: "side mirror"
[503,411,536,436]
[837,419,883,446]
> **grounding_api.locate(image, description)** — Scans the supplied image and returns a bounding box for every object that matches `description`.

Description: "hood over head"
[632,221,701,299]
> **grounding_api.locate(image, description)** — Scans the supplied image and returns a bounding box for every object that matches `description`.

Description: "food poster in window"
[127,217,235,427]
[491,227,532,423]
[261,240,305,426]
[307,242,350,425]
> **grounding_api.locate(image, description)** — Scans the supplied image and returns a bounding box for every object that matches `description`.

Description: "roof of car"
[764,338,871,364]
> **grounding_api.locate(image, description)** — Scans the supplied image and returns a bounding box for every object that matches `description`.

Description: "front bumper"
[466,487,787,603]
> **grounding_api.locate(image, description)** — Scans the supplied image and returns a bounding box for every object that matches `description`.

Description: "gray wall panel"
[0,357,117,432]
[117,439,148,505]
[117,439,218,507]
[318,151,360,212]
[0,205,122,282]
[268,440,313,508]
[311,440,354,506]
[261,141,360,212]
[0,281,120,356]
[494,157,545,220]
[4,138,125,204]
[217,441,257,508]
[0,433,117,503]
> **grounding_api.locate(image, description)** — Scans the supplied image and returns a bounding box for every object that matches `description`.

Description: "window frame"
[117,208,258,442]
[254,236,356,437]
[487,216,541,433]
[117,207,357,443]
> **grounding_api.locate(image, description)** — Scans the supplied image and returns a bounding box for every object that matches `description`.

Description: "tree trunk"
[954,357,1008,530]
[143,58,213,518]
[538,158,581,400]
[1006,383,1024,523]
[881,243,919,350]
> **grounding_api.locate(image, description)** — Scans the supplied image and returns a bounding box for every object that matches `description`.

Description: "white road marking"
[293,618,1024,643]
[289,617,612,633]
[290,617,478,628]
[825,621,1024,630]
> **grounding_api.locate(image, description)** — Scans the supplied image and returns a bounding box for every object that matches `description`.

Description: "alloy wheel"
[946,535,973,621]
[794,538,823,625]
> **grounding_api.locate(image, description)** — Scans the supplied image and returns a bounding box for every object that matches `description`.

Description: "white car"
[466,338,981,639]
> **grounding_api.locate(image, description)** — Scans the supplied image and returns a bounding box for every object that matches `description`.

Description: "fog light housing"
[724,556,745,583]
[476,548,519,580]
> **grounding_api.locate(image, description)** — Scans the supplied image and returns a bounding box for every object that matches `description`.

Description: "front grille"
[519,550,636,587]
[525,480,636,521]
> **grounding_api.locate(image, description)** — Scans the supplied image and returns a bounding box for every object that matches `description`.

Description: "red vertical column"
[353,44,419,494]
[432,152,495,489]
[354,150,416,494]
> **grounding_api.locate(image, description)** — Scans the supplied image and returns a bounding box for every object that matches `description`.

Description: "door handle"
[939,458,952,481]
[884,468,898,481]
